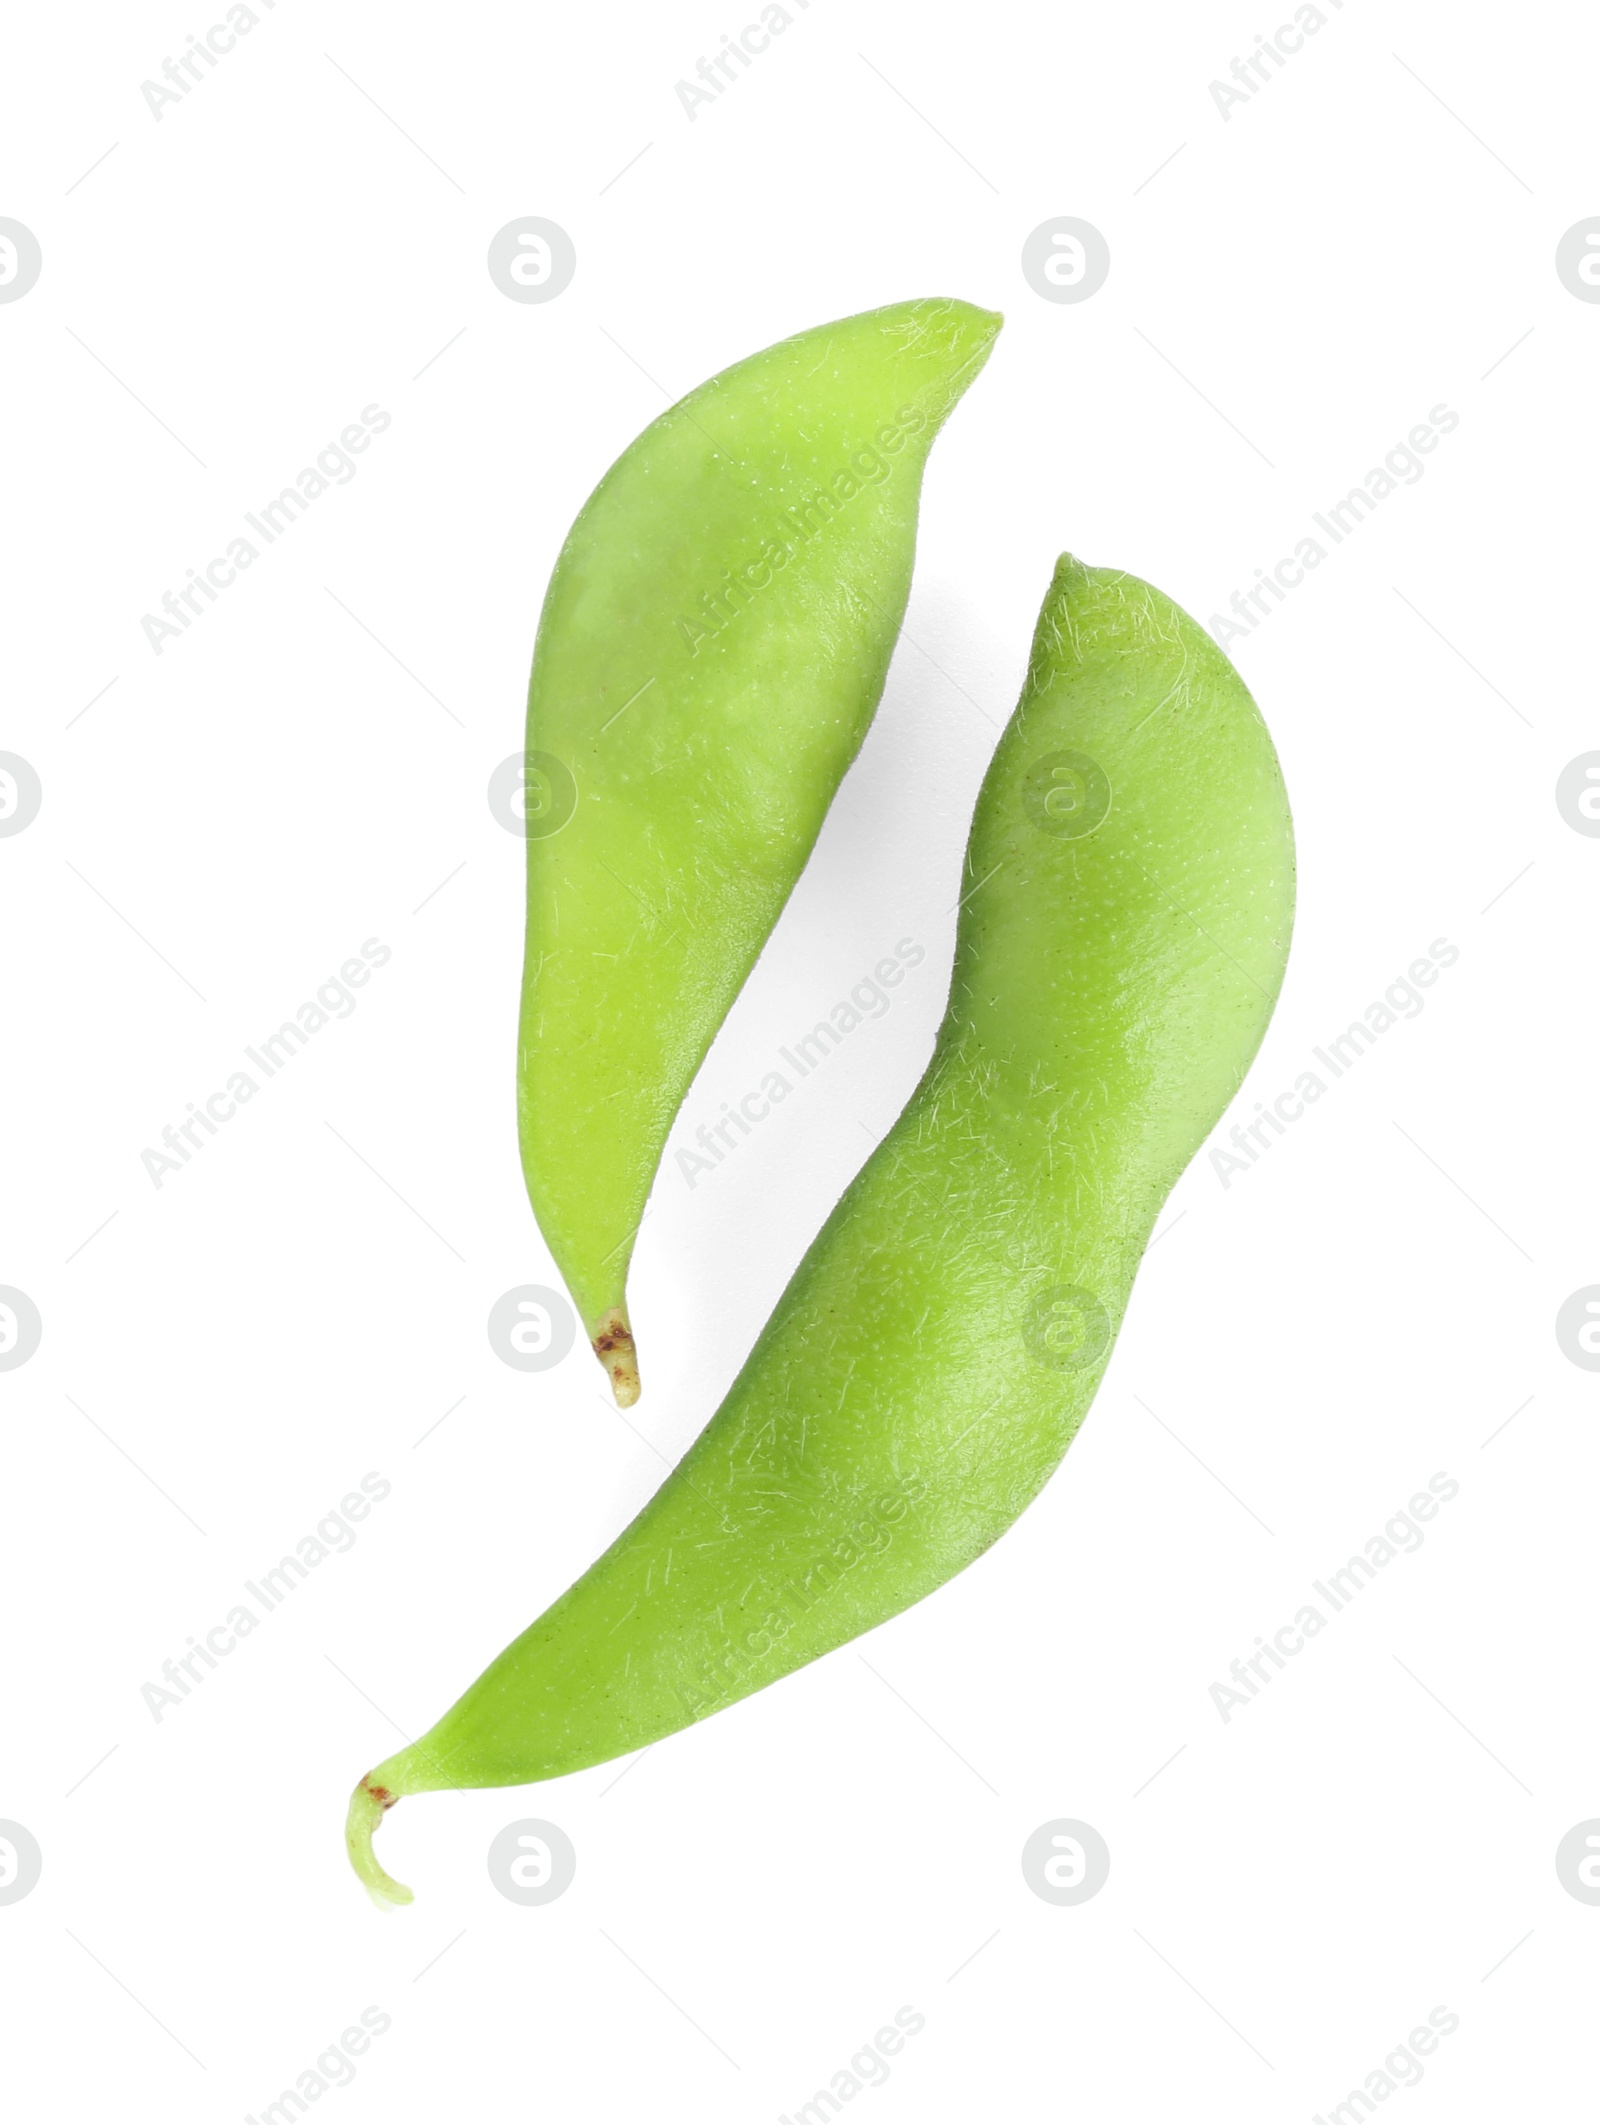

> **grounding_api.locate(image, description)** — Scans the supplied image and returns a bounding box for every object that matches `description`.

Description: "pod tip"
[345,1780,414,1908]
[593,1310,641,1407]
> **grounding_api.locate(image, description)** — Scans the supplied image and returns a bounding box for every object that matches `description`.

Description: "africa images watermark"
[1207,403,1459,648]
[1208,938,1458,1188]
[1313,2007,1460,2125]
[674,407,931,659]
[245,2006,393,2125]
[676,1477,928,1720]
[141,1473,392,1722]
[140,404,392,654]
[1209,0,1349,121]
[141,1,282,120]
[1209,1473,1460,1723]
[778,2007,926,2125]
[675,0,814,120]
[141,938,391,1188]
[674,938,926,1188]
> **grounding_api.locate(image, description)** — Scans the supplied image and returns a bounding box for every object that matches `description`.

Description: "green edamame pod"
[519,298,1001,1405]
[351,558,1293,1902]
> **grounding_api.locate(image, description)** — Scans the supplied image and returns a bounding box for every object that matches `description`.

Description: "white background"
[3,0,1596,2118]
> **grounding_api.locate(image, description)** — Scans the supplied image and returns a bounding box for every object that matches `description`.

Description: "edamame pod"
[351,558,1294,1902]
[519,298,1002,1404]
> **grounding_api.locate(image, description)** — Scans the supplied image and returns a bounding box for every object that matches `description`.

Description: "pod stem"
[345,1779,413,1908]
[592,1308,640,1407]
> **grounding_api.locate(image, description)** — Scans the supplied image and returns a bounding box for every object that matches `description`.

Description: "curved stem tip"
[345,1779,414,1908]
